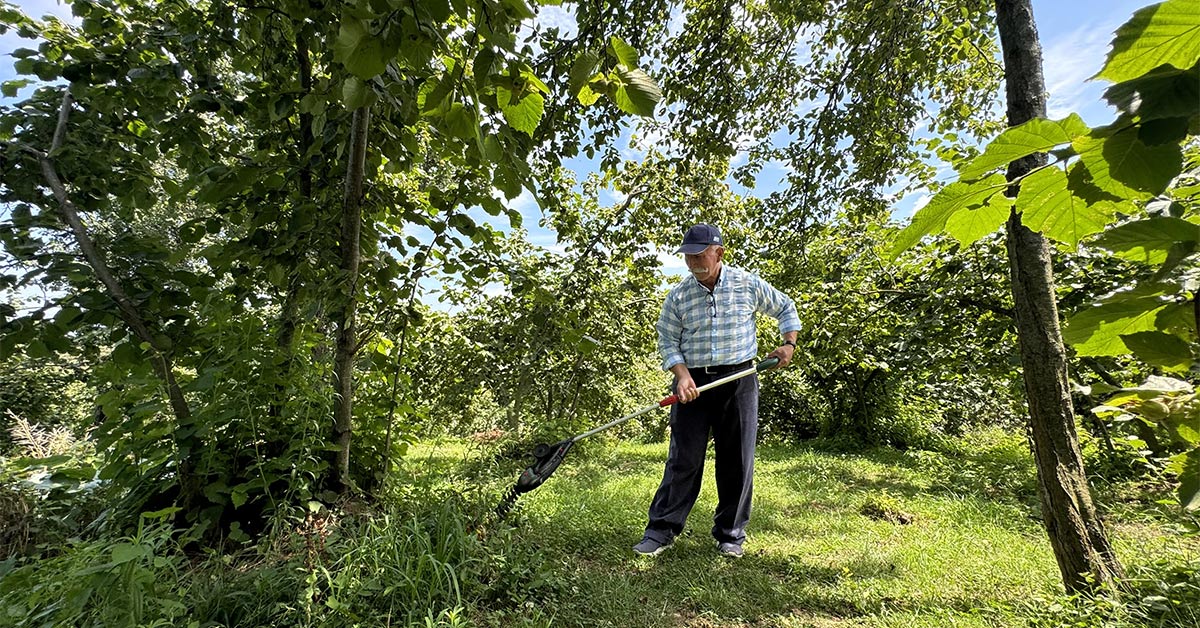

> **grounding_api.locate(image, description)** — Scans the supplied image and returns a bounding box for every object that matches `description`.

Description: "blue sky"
[0,0,1159,286]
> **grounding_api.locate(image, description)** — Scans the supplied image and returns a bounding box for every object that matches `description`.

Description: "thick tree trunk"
[331,105,370,493]
[995,0,1123,593]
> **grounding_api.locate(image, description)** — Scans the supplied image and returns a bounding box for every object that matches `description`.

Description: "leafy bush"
[1,413,106,552]
[181,491,563,628]
[1010,558,1200,628]
[0,353,95,449]
[0,513,185,627]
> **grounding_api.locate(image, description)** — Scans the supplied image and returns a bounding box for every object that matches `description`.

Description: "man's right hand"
[673,369,700,403]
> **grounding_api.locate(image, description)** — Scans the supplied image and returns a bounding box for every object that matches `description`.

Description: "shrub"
[1,413,106,551]
[0,514,186,627]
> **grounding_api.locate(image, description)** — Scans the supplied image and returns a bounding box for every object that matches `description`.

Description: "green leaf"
[959,115,1088,181]
[442,103,477,140]
[422,74,454,113]
[1064,296,1171,356]
[141,506,182,521]
[496,86,543,136]
[1155,302,1195,337]
[944,194,1010,247]
[26,339,50,359]
[111,543,146,565]
[342,76,376,110]
[472,48,496,89]
[1176,448,1200,510]
[417,0,452,22]
[1098,0,1200,84]
[520,66,550,94]
[1,79,29,98]
[1138,116,1192,145]
[1016,165,1117,248]
[333,18,390,79]
[889,174,1008,258]
[503,0,536,20]
[1121,331,1193,371]
[231,486,248,508]
[568,51,601,96]
[1092,216,1200,264]
[608,36,639,68]
[1073,127,1182,200]
[611,67,661,117]
[12,58,35,76]
[576,84,601,106]
[1104,63,1200,121]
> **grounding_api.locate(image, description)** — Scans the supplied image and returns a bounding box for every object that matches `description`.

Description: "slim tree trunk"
[331,105,370,493]
[26,93,200,507]
[270,30,314,421]
[995,0,1123,593]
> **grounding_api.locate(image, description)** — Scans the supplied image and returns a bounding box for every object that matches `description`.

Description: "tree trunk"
[995,0,1124,593]
[30,92,201,508]
[269,30,314,421]
[331,105,370,493]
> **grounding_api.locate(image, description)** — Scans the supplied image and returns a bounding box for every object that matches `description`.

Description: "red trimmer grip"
[659,394,678,407]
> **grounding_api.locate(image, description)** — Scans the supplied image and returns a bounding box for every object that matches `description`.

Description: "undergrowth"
[1,428,1197,627]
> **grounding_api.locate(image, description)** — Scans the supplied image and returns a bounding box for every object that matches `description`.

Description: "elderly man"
[634,223,800,558]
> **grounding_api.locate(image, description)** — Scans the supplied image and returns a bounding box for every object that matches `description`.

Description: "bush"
[0,354,95,450]
[1010,559,1200,628]
[0,514,186,627]
[1,413,106,552]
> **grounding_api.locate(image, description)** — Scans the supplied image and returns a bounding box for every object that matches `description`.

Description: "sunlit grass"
[406,433,1198,628]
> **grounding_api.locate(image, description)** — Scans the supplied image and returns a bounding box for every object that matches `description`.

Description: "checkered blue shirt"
[657,265,801,370]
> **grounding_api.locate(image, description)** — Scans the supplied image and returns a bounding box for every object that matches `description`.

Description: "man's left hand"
[768,343,795,367]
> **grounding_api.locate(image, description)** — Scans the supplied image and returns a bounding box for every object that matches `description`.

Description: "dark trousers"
[643,365,759,546]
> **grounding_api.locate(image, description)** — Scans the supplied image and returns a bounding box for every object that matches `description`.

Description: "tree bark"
[269,30,314,421]
[29,92,199,506]
[995,0,1124,593]
[331,105,370,493]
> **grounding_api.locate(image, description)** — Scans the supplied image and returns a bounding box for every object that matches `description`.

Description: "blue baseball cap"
[675,223,723,254]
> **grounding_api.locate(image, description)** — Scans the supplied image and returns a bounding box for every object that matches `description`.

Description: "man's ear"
[716,246,726,259]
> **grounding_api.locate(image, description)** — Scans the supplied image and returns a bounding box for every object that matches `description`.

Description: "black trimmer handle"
[757,356,781,371]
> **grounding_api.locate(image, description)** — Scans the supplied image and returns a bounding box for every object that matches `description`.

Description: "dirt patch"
[859,496,916,525]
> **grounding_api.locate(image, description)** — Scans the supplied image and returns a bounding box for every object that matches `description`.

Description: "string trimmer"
[493,356,781,520]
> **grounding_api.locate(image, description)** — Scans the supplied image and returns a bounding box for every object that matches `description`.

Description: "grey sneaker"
[717,542,744,558]
[633,537,673,556]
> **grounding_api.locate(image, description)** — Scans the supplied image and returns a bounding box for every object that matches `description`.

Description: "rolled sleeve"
[656,293,686,370]
[753,276,801,336]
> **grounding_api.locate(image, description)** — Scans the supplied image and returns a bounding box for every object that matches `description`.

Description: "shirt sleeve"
[656,290,686,370]
[751,274,801,336]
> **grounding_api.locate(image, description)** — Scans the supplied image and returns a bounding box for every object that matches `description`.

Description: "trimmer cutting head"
[514,438,575,494]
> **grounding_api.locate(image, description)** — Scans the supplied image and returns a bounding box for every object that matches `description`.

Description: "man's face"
[684,245,723,283]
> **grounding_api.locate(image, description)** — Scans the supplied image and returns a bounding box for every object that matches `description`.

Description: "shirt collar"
[688,266,726,291]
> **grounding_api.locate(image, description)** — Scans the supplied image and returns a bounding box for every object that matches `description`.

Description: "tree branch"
[50,92,71,153]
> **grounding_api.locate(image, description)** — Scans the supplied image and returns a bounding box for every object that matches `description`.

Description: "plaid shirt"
[657,265,801,370]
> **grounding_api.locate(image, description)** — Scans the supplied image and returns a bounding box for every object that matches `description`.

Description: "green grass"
[406,432,1200,628]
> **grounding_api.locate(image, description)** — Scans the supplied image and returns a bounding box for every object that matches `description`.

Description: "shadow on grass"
[416,436,1050,626]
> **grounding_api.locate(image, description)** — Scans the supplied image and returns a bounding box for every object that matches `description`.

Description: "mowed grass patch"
[406,435,1198,628]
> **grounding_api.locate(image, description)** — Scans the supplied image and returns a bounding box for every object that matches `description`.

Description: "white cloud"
[1038,1,1152,125]
[1042,25,1110,120]
[656,248,686,275]
[536,5,577,38]
[600,187,627,206]
[13,0,74,21]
